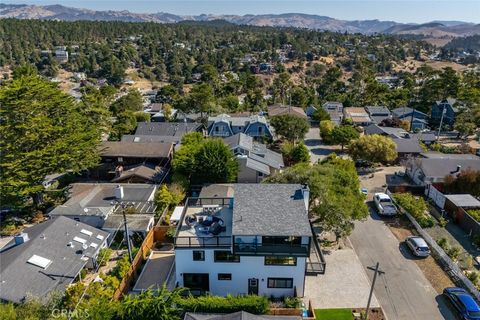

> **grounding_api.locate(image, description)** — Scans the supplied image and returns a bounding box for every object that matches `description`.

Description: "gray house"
[322,102,344,124]
[391,107,429,131]
[406,153,480,186]
[224,133,284,183]
[0,216,109,303]
[49,183,157,235]
[208,114,274,140]
[365,106,391,124]
[431,98,459,126]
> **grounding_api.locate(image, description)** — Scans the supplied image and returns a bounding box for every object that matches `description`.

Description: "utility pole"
[436,104,447,142]
[122,204,133,263]
[365,262,385,320]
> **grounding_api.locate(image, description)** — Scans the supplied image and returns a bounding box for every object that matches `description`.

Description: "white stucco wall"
[175,248,306,297]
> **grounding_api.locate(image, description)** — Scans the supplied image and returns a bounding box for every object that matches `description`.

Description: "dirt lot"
[386,216,455,294]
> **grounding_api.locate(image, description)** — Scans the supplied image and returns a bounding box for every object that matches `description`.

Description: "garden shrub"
[437,237,449,251]
[177,294,269,314]
[447,246,461,261]
[283,296,301,308]
[394,193,435,228]
[468,271,480,285]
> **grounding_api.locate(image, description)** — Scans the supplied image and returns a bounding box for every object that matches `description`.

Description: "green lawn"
[314,308,354,320]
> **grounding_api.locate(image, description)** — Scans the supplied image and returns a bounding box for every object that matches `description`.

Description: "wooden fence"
[113,224,170,300]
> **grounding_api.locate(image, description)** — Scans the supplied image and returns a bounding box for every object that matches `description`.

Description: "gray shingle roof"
[224,133,284,169]
[245,157,270,175]
[121,134,182,144]
[419,157,480,178]
[0,216,108,303]
[99,141,173,158]
[393,138,423,154]
[231,184,311,237]
[49,183,157,217]
[135,122,203,136]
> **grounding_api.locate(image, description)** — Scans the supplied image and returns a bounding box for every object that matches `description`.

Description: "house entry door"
[248,278,259,295]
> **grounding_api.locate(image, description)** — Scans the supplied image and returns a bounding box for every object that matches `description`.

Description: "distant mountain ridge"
[0,3,478,37]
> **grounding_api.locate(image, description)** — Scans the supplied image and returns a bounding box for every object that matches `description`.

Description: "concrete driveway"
[304,127,342,163]
[349,168,456,320]
[304,244,379,309]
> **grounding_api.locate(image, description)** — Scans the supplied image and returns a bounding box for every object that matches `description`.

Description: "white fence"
[425,184,446,209]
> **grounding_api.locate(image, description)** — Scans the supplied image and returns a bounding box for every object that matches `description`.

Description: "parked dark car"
[443,287,480,320]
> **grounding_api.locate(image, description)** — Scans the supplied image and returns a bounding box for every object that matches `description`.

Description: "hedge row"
[177,294,270,314]
[394,193,435,228]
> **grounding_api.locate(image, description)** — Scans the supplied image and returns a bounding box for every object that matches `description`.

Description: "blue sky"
[3,0,479,23]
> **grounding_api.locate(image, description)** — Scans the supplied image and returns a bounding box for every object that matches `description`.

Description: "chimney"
[115,185,124,200]
[301,185,310,211]
[14,233,29,245]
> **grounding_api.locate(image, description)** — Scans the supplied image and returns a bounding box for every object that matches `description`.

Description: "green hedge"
[394,193,435,228]
[177,294,269,314]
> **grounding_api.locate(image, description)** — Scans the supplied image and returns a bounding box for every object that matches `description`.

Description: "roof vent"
[40,234,46,240]
[67,242,74,248]
[14,233,29,245]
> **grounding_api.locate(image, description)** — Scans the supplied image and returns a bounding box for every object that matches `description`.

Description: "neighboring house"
[322,102,344,124]
[49,183,157,235]
[135,122,204,137]
[223,133,284,183]
[267,104,308,120]
[124,122,204,150]
[0,216,109,303]
[98,141,173,181]
[111,163,166,184]
[364,124,407,139]
[405,133,437,145]
[174,184,324,297]
[184,311,301,320]
[431,98,458,126]
[343,107,372,127]
[391,107,429,131]
[208,114,274,140]
[406,153,480,186]
[144,103,178,122]
[305,105,317,118]
[392,138,424,160]
[365,106,391,124]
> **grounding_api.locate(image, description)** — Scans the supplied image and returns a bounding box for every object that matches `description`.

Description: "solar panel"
[27,255,52,269]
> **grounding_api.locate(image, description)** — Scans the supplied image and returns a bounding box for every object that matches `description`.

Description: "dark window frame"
[218,273,232,280]
[192,250,205,261]
[264,256,297,266]
[267,277,293,289]
[214,250,240,263]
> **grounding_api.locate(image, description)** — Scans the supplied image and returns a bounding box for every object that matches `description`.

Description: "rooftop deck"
[174,198,233,248]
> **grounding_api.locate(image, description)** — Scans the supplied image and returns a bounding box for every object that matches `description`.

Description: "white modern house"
[174,184,325,297]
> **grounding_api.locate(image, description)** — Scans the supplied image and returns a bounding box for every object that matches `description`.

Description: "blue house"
[392,107,429,131]
[431,98,458,127]
[207,114,274,140]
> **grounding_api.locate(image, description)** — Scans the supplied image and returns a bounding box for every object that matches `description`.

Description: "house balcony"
[233,242,310,257]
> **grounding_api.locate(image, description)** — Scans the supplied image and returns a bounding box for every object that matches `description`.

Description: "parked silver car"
[405,236,431,257]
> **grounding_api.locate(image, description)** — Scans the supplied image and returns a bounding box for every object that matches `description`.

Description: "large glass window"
[214,251,240,263]
[264,256,297,266]
[262,236,301,245]
[267,278,293,288]
[183,273,209,291]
